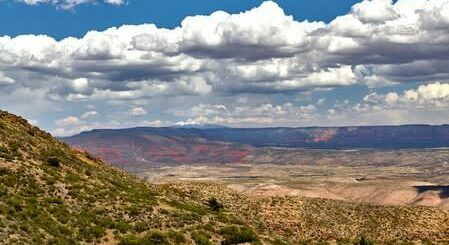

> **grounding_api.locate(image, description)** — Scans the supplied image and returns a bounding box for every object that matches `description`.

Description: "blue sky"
[0,0,449,136]
[0,0,360,39]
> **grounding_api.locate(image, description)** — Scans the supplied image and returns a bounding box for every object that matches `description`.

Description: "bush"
[220,225,258,245]
[355,237,374,245]
[119,235,141,245]
[0,167,11,176]
[119,231,170,245]
[207,197,223,212]
[167,230,186,244]
[143,231,168,245]
[192,233,212,245]
[47,157,61,167]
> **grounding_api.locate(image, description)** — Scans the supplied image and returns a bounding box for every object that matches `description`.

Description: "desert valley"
[3,0,449,244]
[63,126,449,209]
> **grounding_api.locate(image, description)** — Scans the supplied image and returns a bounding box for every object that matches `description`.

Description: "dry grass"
[0,110,256,245]
[166,182,449,244]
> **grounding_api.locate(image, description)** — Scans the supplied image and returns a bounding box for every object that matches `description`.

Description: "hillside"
[62,125,449,168]
[0,111,258,245]
[3,110,449,244]
[168,183,449,244]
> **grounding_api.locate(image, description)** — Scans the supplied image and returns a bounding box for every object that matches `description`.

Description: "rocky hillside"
[2,110,449,244]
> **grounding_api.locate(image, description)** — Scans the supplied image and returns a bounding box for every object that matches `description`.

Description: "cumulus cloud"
[71,78,89,93]
[3,0,449,133]
[322,82,449,126]
[3,0,449,101]
[360,82,449,109]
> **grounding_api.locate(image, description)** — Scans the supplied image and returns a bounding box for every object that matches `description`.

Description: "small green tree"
[356,237,374,245]
[207,197,224,212]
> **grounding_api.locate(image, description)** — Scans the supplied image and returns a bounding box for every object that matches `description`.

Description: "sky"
[1,0,449,136]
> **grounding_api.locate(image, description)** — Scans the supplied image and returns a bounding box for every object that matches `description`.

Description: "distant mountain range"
[61,125,449,168]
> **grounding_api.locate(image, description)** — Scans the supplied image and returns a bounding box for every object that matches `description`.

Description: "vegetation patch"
[220,225,259,245]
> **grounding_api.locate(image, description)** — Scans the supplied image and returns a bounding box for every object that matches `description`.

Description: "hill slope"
[169,183,449,244]
[3,110,449,244]
[0,111,257,245]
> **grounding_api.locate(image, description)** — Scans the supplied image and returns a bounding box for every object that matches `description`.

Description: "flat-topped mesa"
[62,124,449,168]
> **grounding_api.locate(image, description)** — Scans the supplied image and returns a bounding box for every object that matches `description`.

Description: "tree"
[207,197,223,212]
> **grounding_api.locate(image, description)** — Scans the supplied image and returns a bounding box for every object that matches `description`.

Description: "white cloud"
[361,82,449,109]
[3,0,449,132]
[104,0,123,5]
[0,72,15,85]
[27,119,39,126]
[351,0,397,23]
[54,116,82,127]
[140,119,170,127]
[81,110,97,119]
[3,0,449,102]
[72,78,89,93]
[322,82,449,126]
[173,103,318,127]
[128,107,147,116]
[19,0,124,9]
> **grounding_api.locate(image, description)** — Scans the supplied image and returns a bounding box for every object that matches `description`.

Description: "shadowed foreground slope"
[2,110,449,244]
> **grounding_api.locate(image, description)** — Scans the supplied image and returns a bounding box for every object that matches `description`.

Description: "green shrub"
[119,235,141,245]
[133,221,148,232]
[207,197,223,212]
[45,197,63,205]
[119,231,170,245]
[47,157,61,167]
[112,221,132,233]
[192,232,212,245]
[143,231,169,244]
[220,225,258,245]
[167,230,186,244]
[355,237,375,245]
[90,225,106,239]
[167,200,207,215]
[0,186,7,197]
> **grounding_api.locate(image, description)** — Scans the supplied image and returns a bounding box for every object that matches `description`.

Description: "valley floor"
[138,148,449,209]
